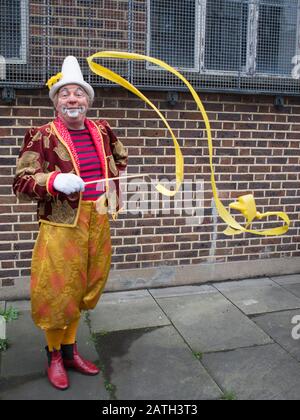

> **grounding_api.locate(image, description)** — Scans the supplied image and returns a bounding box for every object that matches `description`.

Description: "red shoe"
[45,347,69,390]
[62,343,100,375]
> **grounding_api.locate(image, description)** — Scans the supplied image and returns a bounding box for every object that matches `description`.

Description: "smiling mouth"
[62,107,85,117]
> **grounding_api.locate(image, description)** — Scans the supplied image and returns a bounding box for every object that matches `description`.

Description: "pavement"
[1,274,300,400]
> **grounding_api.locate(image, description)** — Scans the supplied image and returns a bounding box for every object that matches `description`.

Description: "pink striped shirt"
[69,128,105,201]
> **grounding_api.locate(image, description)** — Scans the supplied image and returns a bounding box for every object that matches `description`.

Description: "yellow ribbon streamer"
[86,51,290,236]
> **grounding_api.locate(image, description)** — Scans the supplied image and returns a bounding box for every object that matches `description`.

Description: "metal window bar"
[0,0,300,95]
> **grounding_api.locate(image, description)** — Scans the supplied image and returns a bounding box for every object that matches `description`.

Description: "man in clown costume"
[13,56,128,390]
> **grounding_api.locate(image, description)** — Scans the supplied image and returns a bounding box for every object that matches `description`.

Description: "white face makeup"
[55,85,89,128]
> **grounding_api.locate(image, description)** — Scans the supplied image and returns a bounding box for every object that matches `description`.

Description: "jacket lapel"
[52,117,81,175]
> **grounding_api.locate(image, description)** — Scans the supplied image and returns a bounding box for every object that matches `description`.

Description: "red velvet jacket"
[13,117,128,227]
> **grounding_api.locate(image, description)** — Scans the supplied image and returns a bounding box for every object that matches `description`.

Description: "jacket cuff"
[46,171,60,196]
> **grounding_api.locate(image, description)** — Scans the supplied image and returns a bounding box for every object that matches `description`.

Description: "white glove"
[53,173,85,195]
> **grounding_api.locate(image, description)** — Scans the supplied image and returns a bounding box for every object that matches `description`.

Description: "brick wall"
[0,87,300,291]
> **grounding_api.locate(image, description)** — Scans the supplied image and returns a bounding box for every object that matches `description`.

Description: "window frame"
[249,0,300,79]
[199,0,255,76]
[3,0,29,65]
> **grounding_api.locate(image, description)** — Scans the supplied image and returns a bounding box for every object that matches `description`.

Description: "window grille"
[203,0,249,73]
[0,0,28,64]
[256,0,298,77]
[1,0,300,95]
[147,0,200,72]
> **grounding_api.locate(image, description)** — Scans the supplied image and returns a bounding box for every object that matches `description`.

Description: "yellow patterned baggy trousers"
[30,201,112,331]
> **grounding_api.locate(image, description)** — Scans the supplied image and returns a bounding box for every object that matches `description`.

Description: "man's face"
[56,84,89,126]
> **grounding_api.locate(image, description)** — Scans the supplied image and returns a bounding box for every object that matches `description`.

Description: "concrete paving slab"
[90,290,170,333]
[202,343,300,400]
[155,292,272,353]
[0,370,108,400]
[149,285,215,298]
[95,325,222,400]
[0,311,45,377]
[271,275,300,286]
[272,386,300,401]
[253,310,300,362]
[270,275,300,299]
[273,284,300,299]
[214,278,300,315]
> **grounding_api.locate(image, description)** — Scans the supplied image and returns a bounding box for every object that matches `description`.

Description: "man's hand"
[53,173,85,195]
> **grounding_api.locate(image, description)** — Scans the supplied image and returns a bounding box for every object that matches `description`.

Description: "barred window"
[147,0,199,71]
[256,0,298,76]
[147,0,300,78]
[204,0,249,72]
[0,0,28,63]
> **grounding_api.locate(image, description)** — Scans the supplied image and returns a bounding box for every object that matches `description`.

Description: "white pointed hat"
[47,56,94,102]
